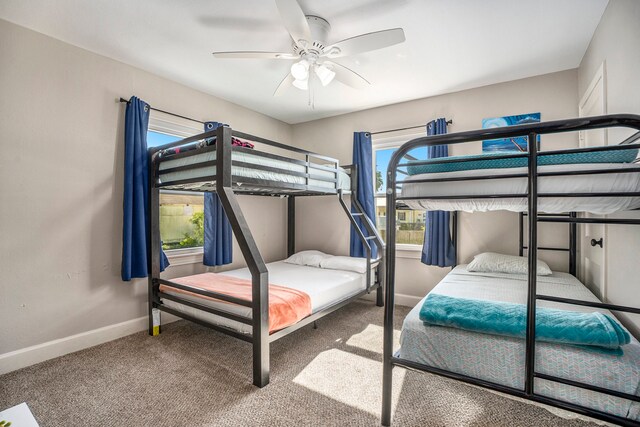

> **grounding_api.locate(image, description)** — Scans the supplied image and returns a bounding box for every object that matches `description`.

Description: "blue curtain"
[121,96,169,281]
[421,118,456,267]
[203,121,233,266]
[350,132,378,259]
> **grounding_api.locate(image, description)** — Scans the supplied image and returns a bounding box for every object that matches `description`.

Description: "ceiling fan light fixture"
[290,60,309,80]
[315,64,336,86]
[292,78,308,91]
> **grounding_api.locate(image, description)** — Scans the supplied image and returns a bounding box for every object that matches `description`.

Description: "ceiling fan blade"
[212,51,299,59]
[273,73,295,96]
[274,0,311,44]
[324,61,370,89]
[324,28,405,58]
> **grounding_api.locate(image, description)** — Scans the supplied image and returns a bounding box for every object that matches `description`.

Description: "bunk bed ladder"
[337,187,385,306]
[352,197,386,306]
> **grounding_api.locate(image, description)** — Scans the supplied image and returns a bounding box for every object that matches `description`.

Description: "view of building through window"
[374,145,427,246]
[148,130,205,251]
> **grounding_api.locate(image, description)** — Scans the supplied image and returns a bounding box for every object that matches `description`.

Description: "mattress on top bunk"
[158,149,351,192]
[399,266,640,420]
[401,162,640,214]
[405,148,639,175]
[160,261,369,335]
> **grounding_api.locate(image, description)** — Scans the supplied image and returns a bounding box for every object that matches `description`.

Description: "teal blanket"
[420,294,630,350]
[406,148,639,175]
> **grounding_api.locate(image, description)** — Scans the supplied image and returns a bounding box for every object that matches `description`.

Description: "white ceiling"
[0,0,608,124]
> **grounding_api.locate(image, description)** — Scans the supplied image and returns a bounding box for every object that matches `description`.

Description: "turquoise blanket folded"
[420,294,630,350]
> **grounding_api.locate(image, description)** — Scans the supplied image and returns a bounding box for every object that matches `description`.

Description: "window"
[373,133,428,249]
[148,122,204,254]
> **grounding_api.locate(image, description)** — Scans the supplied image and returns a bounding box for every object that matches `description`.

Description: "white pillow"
[466,252,552,276]
[320,256,367,274]
[284,250,331,268]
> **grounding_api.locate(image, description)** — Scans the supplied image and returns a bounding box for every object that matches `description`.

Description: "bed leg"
[381,357,393,426]
[376,285,384,307]
[147,305,155,336]
[313,321,318,330]
[253,270,270,388]
[253,354,269,387]
[147,276,155,336]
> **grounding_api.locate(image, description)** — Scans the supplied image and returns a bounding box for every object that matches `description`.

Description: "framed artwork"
[482,113,541,152]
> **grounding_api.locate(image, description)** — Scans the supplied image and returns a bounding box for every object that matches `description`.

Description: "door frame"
[578,61,608,299]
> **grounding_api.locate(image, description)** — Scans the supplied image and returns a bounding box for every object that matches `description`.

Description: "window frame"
[148,113,206,265]
[372,131,426,254]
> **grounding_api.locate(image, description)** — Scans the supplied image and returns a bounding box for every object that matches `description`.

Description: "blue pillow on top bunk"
[405,148,639,175]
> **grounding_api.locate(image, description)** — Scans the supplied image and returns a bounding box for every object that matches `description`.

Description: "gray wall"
[578,0,640,336]
[0,19,291,354]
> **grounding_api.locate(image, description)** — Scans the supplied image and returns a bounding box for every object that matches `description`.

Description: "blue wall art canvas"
[482,113,541,152]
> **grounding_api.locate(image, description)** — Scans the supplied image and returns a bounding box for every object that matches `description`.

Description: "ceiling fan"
[212,0,406,97]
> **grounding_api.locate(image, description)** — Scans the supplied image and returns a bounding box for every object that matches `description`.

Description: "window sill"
[166,247,203,266]
[396,246,422,259]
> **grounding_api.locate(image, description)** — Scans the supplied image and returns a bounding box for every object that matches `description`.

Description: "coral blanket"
[160,273,312,333]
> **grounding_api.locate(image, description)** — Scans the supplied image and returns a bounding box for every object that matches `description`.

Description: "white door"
[578,63,607,299]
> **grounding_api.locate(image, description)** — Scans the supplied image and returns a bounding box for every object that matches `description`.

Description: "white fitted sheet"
[401,162,640,214]
[161,261,368,334]
[158,150,350,192]
[399,266,640,420]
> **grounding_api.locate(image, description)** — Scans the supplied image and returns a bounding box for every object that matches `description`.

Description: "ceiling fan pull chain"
[309,73,316,109]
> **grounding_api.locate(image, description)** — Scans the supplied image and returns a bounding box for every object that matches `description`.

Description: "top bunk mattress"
[158,149,350,193]
[400,162,640,214]
[399,266,640,420]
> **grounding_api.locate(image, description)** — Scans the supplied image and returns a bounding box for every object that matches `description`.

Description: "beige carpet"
[0,301,598,427]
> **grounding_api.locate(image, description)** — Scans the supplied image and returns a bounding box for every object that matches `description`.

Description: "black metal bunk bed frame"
[146,125,385,388]
[381,114,640,426]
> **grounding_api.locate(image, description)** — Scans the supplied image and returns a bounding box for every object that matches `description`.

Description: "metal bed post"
[287,196,295,257]
[519,213,524,257]
[452,211,458,268]
[376,234,386,308]
[213,126,270,387]
[569,212,577,276]
[148,148,161,335]
[381,154,398,427]
[524,132,539,396]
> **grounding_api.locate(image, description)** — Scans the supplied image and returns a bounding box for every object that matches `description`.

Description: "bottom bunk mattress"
[160,261,369,334]
[399,266,640,420]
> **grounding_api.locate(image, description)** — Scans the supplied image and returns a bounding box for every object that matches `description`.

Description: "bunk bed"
[147,125,385,388]
[381,114,640,426]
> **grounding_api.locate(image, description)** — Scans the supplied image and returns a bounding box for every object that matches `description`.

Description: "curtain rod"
[119,97,453,132]
[369,119,453,136]
[118,98,205,125]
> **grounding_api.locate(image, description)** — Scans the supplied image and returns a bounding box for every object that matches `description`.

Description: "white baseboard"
[0,313,179,375]
[360,292,421,307]
[1,292,422,376]
[393,293,422,307]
